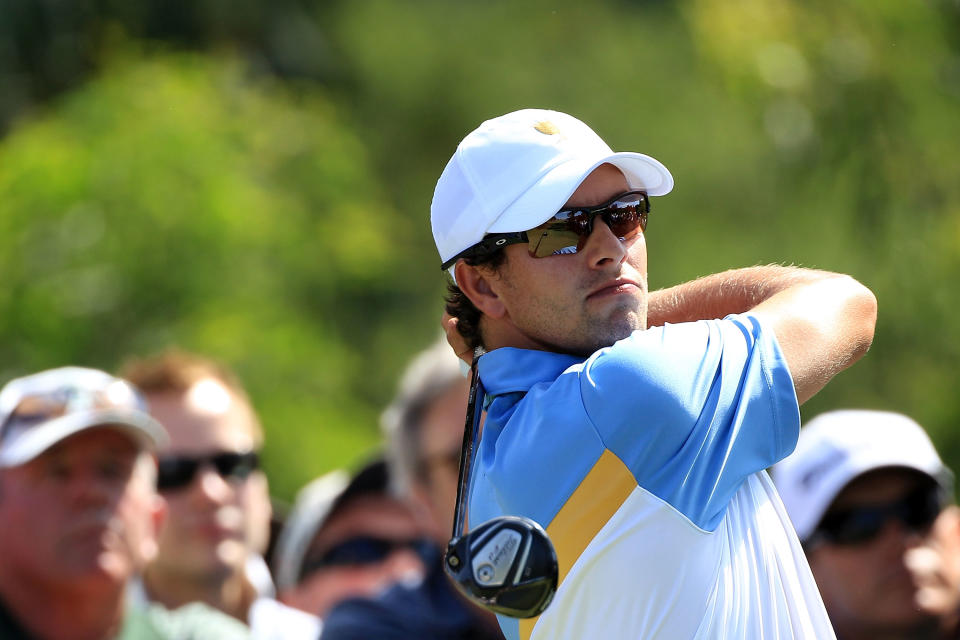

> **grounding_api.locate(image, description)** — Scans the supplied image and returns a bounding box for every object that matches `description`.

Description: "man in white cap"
[272,458,430,622]
[774,410,960,640]
[433,108,878,639]
[0,366,249,639]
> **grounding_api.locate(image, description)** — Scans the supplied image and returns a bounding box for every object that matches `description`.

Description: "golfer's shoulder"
[585,319,722,373]
[581,316,767,397]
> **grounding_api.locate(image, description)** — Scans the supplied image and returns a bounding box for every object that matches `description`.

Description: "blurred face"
[147,379,271,580]
[807,468,960,637]
[280,494,426,618]
[481,164,649,356]
[0,429,162,593]
[415,379,470,543]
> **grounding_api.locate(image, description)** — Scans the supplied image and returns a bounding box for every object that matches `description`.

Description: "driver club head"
[444,515,558,619]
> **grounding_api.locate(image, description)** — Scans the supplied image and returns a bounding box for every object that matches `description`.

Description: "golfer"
[431,109,877,640]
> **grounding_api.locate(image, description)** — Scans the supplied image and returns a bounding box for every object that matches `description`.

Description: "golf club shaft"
[452,349,486,540]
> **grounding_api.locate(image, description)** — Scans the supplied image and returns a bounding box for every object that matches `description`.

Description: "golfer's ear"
[455,261,507,319]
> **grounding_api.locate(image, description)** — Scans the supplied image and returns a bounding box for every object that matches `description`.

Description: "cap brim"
[487,150,674,234]
[0,409,168,468]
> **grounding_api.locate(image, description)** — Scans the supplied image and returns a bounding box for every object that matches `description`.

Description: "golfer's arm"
[648,265,877,404]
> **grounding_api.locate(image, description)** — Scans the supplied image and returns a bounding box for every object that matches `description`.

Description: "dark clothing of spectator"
[321,546,504,640]
[0,597,36,640]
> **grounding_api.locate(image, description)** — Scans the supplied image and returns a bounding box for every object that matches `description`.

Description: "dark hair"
[444,250,507,351]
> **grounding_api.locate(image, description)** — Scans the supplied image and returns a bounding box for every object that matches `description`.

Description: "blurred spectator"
[272,458,428,620]
[319,339,505,639]
[774,410,960,640]
[0,366,249,639]
[121,351,319,639]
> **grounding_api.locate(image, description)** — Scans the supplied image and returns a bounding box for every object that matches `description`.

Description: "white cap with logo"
[773,409,953,542]
[431,108,674,274]
[0,366,168,468]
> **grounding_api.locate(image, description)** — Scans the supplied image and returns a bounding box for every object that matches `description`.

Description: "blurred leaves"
[0,48,410,498]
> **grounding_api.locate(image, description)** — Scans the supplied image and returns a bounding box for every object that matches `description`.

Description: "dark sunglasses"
[156,451,260,491]
[806,485,944,548]
[299,536,428,581]
[440,190,650,270]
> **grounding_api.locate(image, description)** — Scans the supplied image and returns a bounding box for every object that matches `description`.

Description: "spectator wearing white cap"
[272,458,429,622]
[0,366,249,640]
[774,410,960,640]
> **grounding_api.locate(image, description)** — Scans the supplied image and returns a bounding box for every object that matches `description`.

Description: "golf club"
[443,350,558,619]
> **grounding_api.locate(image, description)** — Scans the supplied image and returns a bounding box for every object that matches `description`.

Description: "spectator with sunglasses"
[272,459,431,621]
[121,351,319,639]
[433,108,877,639]
[318,339,505,640]
[774,410,960,640]
[0,366,250,639]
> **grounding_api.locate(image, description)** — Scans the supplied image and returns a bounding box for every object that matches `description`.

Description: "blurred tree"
[683,0,960,450]
[0,48,432,498]
[0,0,343,135]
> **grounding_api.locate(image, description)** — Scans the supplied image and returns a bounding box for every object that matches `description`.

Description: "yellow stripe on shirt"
[519,449,638,639]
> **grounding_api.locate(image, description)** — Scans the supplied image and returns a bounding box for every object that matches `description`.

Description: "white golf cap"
[772,410,953,542]
[0,366,168,468]
[431,108,673,272]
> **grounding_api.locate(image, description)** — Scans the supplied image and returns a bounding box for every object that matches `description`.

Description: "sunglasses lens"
[300,537,425,582]
[903,487,942,529]
[526,193,648,258]
[820,509,886,545]
[324,538,395,566]
[212,451,259,480]
[157,458,199,491]
[816,486,943,546]
[156,451,259,491]
[528,221,582,258]
[605,196,648,239]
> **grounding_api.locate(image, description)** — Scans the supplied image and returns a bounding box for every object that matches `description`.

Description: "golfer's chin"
[603,302,646,338]
[575,311,644,355]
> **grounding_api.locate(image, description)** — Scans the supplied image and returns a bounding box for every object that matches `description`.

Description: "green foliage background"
[1,0,958,500]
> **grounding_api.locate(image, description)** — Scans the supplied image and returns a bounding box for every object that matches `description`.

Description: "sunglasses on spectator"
[299,536,427,581]
[440,190,650,270]
[806,485,944,549]
[156,451,260,491]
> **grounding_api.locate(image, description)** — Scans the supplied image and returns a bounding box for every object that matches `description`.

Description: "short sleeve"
[579,313,799,529]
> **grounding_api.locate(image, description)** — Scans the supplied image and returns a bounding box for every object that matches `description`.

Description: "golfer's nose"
[582,219,630,269]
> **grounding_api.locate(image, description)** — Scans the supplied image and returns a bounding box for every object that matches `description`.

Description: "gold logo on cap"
[534,120,560,135]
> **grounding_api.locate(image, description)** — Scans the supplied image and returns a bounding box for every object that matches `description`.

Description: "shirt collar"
[477,347,583,396]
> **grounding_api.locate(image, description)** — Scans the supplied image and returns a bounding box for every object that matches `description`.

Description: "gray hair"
[381,338,465,497]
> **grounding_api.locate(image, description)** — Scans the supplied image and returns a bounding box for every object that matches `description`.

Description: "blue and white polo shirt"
[469,314,835,640]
